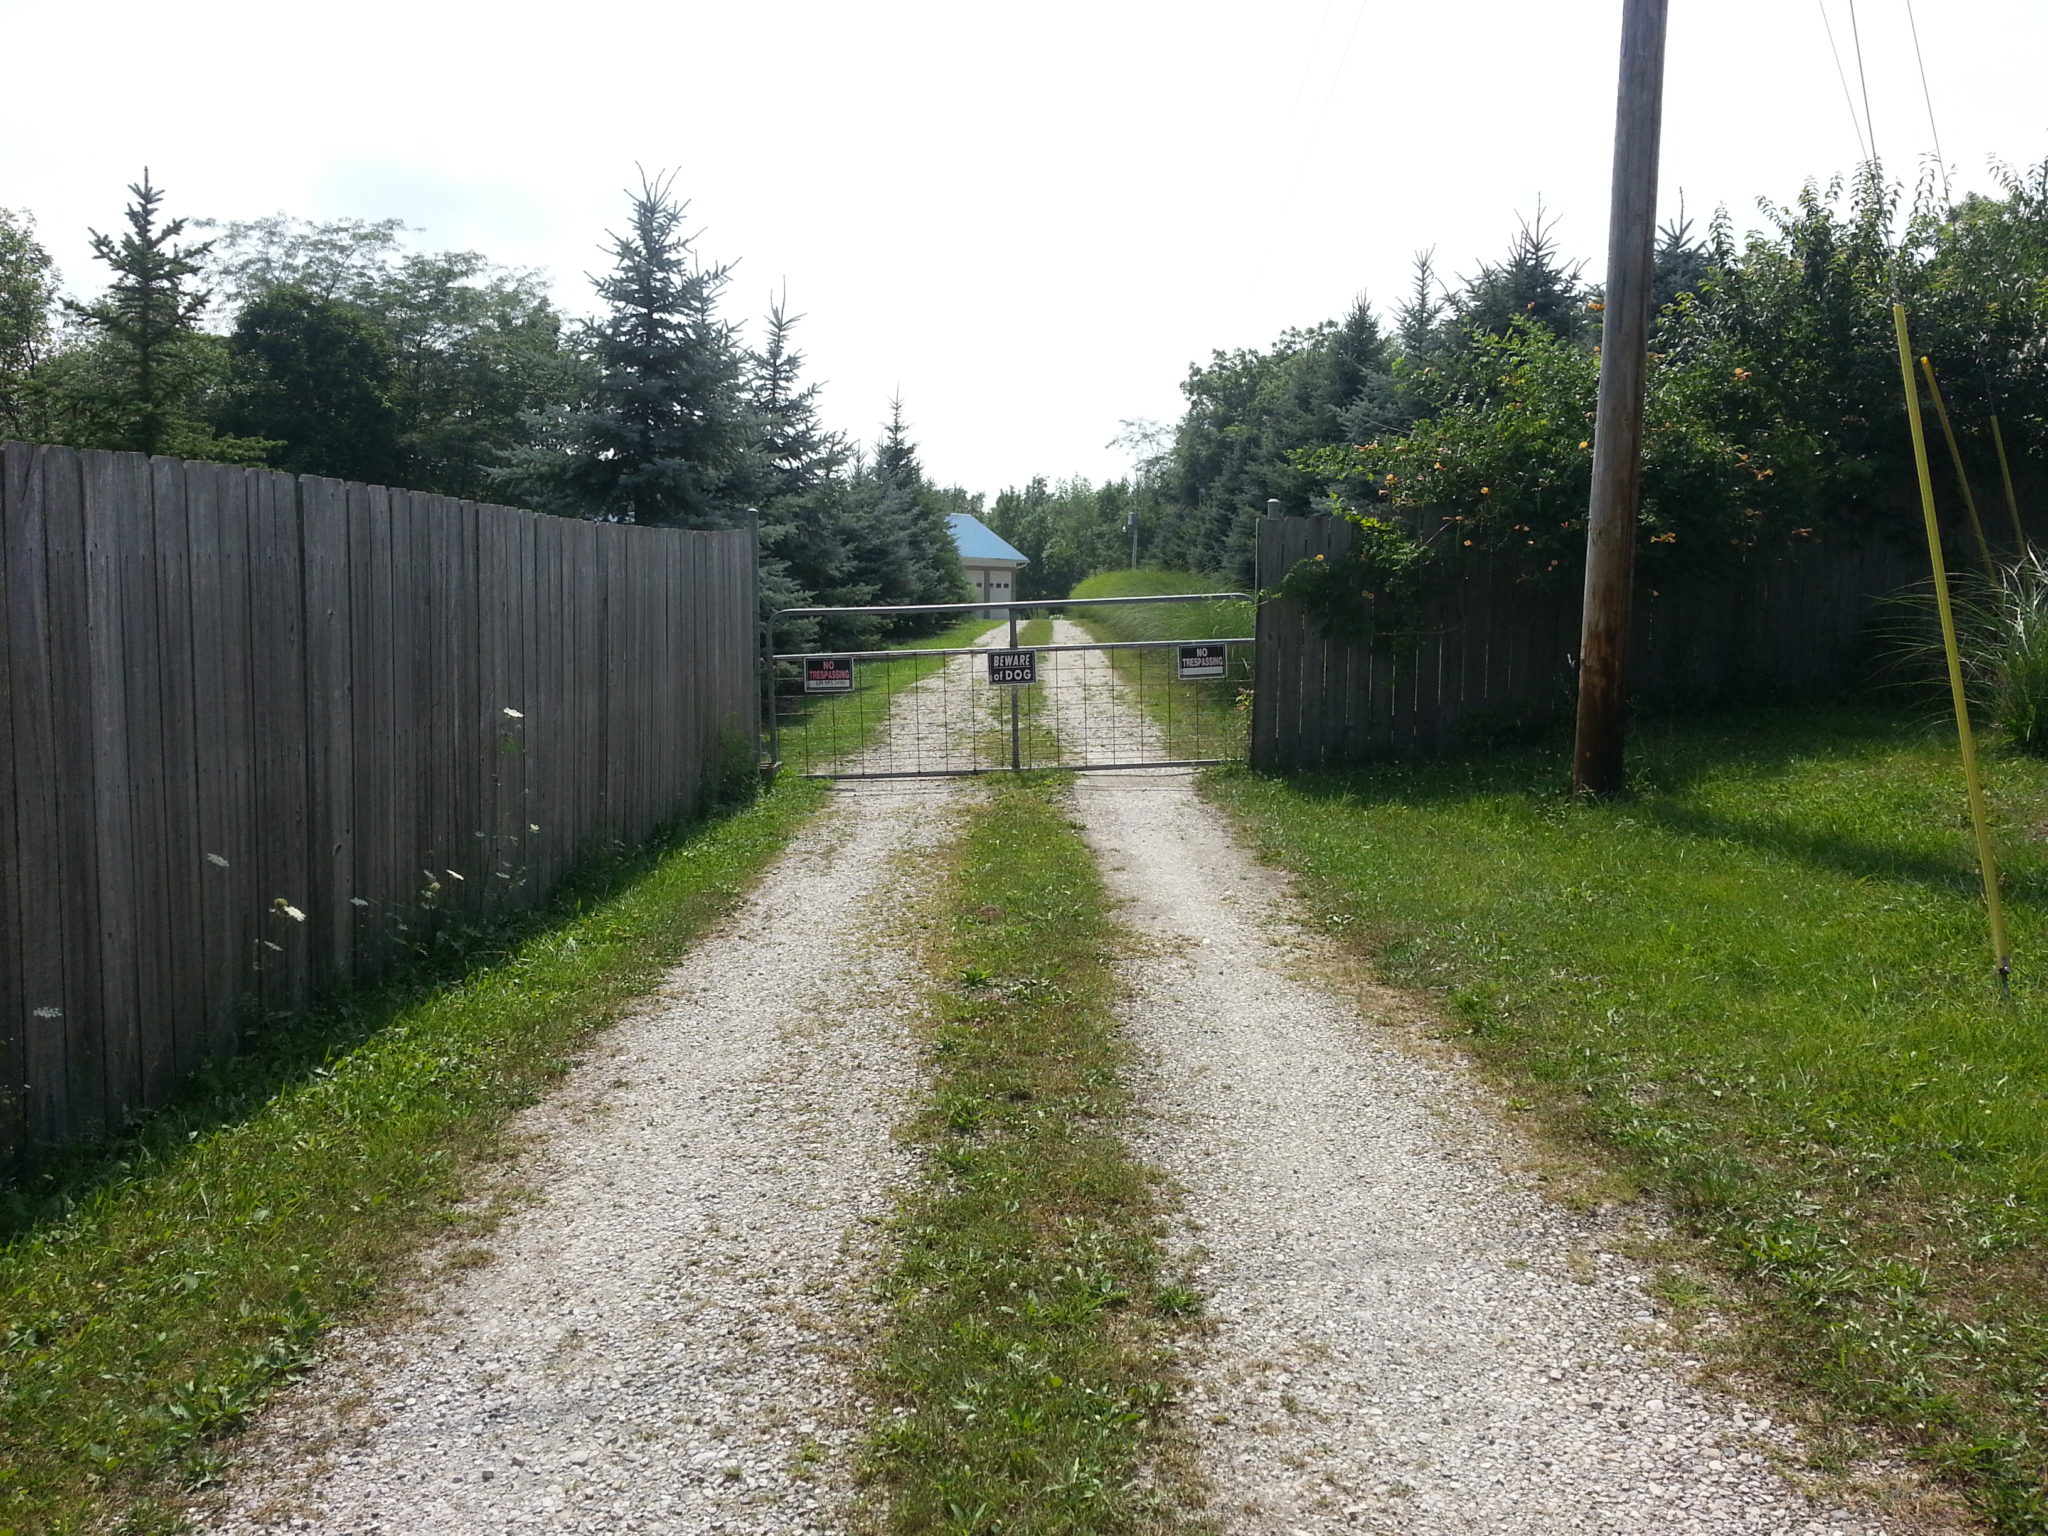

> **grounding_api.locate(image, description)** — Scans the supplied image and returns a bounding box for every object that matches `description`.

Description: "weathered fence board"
[249,469,312,1017]
[1,443,758,1166]
[41,448,101,1145]
[1252,516,1925,771]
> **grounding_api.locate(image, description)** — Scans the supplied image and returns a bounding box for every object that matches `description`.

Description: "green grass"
[866,777,1203,1536]
[1068,571,1253,761]
[0,780,828,1534]
[1208,702,2048,1530]
[1066,571,1253,643]
[773,616,1001,774]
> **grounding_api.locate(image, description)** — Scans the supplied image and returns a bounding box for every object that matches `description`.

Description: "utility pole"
[1572,0,1669,797]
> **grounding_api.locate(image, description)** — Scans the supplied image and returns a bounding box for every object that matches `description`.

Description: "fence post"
[747,507,767,774]
[1008,605,1022,771]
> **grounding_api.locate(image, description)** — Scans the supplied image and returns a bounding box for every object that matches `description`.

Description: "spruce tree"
[499,171,749,526]
[837,439,916,612]
[746,292,845,504]
[1395,250,1447,358]
[865,396,969,621]
[65,172,221,456]
[1450,208,1590,343]
[1650,212,1710,322]
[1326,296,1406,440]
[744,293,863,635]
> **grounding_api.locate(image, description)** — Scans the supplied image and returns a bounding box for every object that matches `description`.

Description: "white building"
[948,513,1029,613]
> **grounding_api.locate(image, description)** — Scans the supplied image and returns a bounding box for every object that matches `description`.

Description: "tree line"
[987,158,2048,602]
[0,170,971,641]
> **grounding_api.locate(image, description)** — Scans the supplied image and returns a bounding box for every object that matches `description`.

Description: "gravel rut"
[1039,624,1896,1536]
[206,768,965,1535]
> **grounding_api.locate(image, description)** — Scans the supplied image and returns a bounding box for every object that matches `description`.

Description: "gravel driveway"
[201,617,1924,1535]
[1037,632,1902,1536]
[204,683,974,1532]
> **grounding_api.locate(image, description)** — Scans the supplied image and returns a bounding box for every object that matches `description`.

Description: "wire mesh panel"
[770,644,1012,778]
[1018,622,1248,770]
[767,594,1254,779]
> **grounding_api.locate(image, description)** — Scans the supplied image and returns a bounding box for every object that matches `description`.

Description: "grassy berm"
[1212,701,2048,1531]
[1066,570,1254,644]
[866,776,1204,1535]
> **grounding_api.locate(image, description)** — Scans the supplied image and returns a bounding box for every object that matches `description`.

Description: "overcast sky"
[4,0,2043,497]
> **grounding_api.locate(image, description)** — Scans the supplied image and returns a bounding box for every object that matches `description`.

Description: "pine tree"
[1395,250,1447,357]
[499,170,750,526]
[743,293,861,635]
[1650,211,1710,322]
[63,172,239,457]
[1450,208,1590,343]
[874,392,921,483]
[1327,296,1406,440]
[871,395,969,616]
[746,292,846,503]
[837,432,917,611]
[823,397,968,634]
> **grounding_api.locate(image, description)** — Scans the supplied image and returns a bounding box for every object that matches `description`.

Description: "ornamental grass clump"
[1984,551,2048,753]
[1881,551,2048,756]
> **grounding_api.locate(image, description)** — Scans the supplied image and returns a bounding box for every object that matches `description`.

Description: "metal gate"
[764,594,1253,779]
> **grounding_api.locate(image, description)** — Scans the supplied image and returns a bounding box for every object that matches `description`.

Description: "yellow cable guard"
[1895,306,2011,983]
[1918,355,1995,577]
[1989,414,2028,555]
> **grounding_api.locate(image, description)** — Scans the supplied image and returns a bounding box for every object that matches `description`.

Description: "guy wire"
[1899,0,2021,552]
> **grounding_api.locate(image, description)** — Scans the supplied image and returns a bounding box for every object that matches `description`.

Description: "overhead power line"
[1846,0,1880,165]
[1318,0,1371,118]
[1903,0,1952,204]
[1815,0,1871,164]
[1292,0,1337,112]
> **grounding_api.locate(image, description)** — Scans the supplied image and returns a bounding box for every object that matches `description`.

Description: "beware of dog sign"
[804,656,855,692]
[987,649,1038,686]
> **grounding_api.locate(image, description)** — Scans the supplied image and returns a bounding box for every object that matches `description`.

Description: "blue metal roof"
[948,513,1029,565]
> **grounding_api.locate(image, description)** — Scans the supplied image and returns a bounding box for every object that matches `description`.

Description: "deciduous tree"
[219,285,403,482]
[0,207,57,437]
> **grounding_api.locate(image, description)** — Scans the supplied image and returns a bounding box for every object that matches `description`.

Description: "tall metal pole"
[1008,605,1022,771]
[1572,0,1670,797]
[747,506,770,775]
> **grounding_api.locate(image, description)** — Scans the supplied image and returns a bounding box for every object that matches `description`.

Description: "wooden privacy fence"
[0,442,758,1167]
[1251,514,1923,770]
